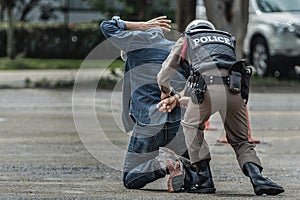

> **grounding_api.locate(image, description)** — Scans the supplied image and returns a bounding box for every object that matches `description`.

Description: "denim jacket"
[100,16,186,132]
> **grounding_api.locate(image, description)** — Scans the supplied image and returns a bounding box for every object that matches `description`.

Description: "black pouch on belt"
[229,71,242,93]
[191,75,207,104]
[241,67,252,104]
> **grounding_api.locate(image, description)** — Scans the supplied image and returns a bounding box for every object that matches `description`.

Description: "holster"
[229,71,242,93]
[241,67,252,104]
[229,60,252,104]
[190,75,207,104]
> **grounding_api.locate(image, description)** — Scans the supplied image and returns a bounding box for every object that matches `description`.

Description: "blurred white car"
[243,0,300,77]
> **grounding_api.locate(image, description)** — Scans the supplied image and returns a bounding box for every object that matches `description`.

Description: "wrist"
[174,93,181,100]
[174,93,181,106]
[169,89,181,105]
[170,88,181,99]
[161,85,172,96]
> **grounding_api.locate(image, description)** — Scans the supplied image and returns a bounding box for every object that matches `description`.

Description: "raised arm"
[100,16,171,51]
[126,16,171,31]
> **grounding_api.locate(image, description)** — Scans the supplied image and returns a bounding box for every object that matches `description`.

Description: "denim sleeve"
[101,17,135,131]
[121,61,135,132]
[100,16,133,51]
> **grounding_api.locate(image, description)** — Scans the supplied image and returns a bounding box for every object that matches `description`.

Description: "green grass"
[0,58,298,88]
[251,75,300,87]
[0,58,124,70]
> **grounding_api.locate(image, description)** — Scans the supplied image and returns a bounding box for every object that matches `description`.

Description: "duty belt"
[203,75,230,85]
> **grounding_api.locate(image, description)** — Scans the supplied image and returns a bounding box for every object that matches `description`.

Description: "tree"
[0,3,4,20]
[0,0,42,59]
[0,0,16,59]
[203,0,249,59]
[1,0,41,22]
[17,0,41,21]
[176,0,197,32]
[87,0,176,21]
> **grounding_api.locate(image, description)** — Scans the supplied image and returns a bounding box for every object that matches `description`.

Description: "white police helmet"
[185,20,215,32]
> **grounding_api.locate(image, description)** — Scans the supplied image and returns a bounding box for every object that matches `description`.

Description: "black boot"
[243,162,284,196]
[190,159,216,194]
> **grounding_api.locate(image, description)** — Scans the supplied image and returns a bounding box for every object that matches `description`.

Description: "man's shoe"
[157,147,189,192]
[158,147,204,193]
[158,147,192,169]
[166,158,186,192]
[243,162,284,196]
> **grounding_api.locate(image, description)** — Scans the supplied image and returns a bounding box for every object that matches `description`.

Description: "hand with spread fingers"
[146,16,172,31]
[126,16,172,31]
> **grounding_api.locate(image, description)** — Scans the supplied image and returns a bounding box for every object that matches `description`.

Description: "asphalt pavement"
[0,70,299,199]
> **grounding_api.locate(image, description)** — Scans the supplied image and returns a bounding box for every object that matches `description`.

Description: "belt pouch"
[229,71,241,93]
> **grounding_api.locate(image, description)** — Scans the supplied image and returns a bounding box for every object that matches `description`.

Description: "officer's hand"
[178,96,190,109]
[156,96,178,113]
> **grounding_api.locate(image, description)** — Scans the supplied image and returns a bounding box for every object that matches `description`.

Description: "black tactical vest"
[184,29,237,73]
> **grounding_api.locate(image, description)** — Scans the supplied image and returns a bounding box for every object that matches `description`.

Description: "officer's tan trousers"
[181,69,262,171]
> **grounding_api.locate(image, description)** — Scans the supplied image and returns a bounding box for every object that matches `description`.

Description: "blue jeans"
[123,121,189,189]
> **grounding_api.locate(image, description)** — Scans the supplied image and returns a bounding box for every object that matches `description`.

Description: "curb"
[0,69,112,89]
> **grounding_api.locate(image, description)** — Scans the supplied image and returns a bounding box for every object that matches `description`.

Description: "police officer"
[157,20,284,195]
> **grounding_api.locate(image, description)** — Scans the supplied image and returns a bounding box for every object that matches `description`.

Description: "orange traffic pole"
[246,106,260,144]
[217,133,228,144]
[217,106,260,144]
[205,120,217,130]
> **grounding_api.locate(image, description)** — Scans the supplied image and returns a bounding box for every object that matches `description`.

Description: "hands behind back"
[156,95,190,113]
[156,95,178,113]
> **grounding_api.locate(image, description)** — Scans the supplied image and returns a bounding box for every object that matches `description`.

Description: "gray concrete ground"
[0,70,299,199]
[0,69,108,88]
